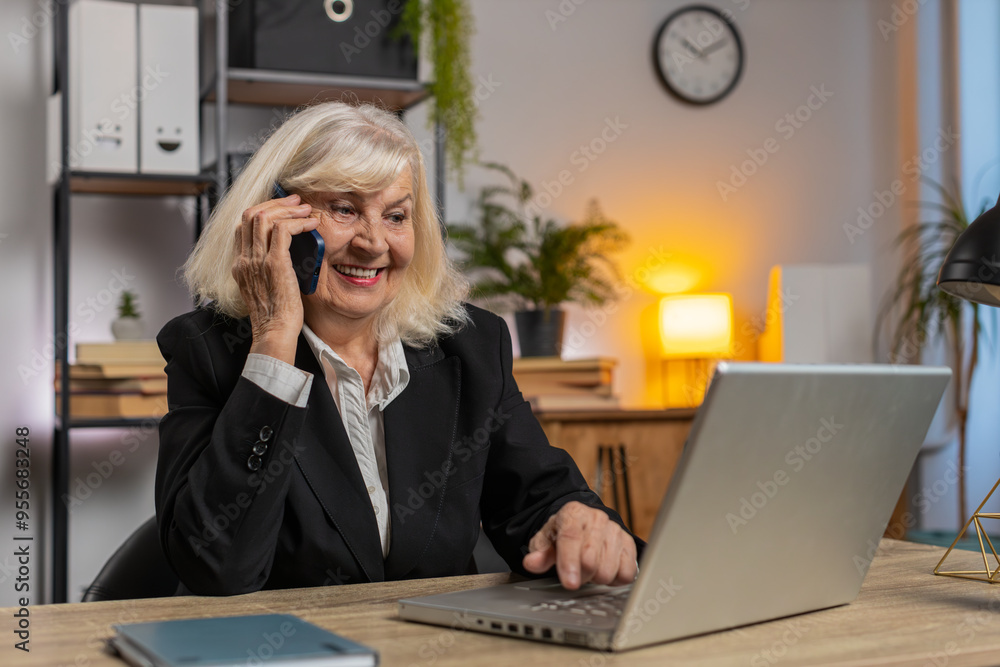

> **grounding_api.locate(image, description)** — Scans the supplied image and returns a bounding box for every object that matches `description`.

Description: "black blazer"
[155,304,637,596]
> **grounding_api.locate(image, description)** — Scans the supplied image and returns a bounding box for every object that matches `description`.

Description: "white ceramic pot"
[111,317,145,340]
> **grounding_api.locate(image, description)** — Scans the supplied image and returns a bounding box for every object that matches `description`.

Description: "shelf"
[206,69,429,110]
[69,171,214,196]
[56,416,163,430]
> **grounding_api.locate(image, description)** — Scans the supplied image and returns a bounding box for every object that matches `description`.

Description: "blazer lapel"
[291,335,385,582]
[383,345,461,578]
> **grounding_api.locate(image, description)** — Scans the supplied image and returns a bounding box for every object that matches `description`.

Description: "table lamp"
[937,195,1000,306]
[659,293,733,408]
[934,195,1000,582]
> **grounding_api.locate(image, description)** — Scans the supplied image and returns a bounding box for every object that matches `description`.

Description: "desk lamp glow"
[934,196,1000,582]
[659,293,733,408]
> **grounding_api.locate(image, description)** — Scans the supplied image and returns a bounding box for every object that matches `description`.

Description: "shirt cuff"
[242,353,313,408]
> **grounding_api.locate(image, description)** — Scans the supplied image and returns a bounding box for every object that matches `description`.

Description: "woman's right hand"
[232,193,320,365]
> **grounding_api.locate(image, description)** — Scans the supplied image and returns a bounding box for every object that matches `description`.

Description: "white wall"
[440,0,908,407]
[0,0,985,606]
[0,0,56,608]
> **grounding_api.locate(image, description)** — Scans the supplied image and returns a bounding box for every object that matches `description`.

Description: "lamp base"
[934,477,1000,583]
[661,358,719,409]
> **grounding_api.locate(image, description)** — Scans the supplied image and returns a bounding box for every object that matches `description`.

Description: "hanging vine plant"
[398,0,478,181]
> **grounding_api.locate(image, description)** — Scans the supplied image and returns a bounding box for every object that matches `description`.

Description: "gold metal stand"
[934,477,1000,582]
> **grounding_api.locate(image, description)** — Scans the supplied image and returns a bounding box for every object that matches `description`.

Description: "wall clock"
[653,5,744,105]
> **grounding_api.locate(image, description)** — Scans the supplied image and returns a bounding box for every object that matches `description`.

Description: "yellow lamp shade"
[659,293,734,358]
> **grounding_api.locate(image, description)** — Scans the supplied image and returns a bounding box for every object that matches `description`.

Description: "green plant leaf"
[448,166,630,313]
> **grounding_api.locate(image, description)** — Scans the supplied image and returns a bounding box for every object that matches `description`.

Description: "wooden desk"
[536,408,696,540]
[10,539,1000,666]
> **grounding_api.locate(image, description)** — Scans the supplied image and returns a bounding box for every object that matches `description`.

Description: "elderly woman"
[155,102,639,596]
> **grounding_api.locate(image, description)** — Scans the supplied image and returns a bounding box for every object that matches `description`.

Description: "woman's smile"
[332,264,385,285]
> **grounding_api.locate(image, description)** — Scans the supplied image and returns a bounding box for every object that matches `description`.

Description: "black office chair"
[83,518,505,601]
[82,516,179,602]
[472,526,510,574]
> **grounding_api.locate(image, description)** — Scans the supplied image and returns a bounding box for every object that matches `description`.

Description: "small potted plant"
[449,163,629,356]
[112,290,145,340]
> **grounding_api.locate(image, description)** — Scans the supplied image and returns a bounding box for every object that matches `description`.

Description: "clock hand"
[698,39,729,58]
[682,37,702,57]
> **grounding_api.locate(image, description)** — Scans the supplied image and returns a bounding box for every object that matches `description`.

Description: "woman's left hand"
[522,501,638,590]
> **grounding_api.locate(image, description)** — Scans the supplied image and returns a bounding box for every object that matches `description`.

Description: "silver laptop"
[398,362,951,651]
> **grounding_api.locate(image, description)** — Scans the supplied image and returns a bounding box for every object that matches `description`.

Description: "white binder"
[69,0,138,173]
[138,4,200,174]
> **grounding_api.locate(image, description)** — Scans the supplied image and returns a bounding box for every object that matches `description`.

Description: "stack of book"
[56,341,168,419]
[512,357,619,411]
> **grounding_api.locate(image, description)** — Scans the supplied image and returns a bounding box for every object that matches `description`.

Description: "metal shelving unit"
[49,0,440,603]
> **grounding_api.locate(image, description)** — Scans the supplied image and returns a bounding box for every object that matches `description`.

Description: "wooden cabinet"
[535,409,696,541]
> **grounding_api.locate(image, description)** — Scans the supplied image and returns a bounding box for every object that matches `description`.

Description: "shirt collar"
[301,323,410,411]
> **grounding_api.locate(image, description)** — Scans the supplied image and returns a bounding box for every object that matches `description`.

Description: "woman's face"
[301,167,416,331]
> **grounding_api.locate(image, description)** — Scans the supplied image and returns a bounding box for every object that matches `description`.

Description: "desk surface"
[7,539,1000,666]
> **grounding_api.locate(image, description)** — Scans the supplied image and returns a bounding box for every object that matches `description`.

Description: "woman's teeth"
[335,265,379,279]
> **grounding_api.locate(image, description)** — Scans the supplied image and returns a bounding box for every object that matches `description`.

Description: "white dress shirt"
[240,325,411,558]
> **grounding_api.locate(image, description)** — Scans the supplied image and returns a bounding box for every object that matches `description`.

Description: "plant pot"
[515,309,565,358]
[112,317,145,340]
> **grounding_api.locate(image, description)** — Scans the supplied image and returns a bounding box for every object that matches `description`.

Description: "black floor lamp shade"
[937,196,1000,307]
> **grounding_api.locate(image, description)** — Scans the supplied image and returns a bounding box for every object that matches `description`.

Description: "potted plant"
[449,163,629,356]
[876,179,990,533]
[112,290,145,340]
[399,0,477,180]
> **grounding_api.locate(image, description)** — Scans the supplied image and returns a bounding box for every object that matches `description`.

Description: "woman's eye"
[331,205,355,217]
[387,213,407,224]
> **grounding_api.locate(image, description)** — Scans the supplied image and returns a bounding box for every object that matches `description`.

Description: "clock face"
[653,5,744,105]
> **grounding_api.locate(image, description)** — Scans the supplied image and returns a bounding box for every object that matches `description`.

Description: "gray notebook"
[108,613,378,667]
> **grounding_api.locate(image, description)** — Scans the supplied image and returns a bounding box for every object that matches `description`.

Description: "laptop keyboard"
[529,587,631,618]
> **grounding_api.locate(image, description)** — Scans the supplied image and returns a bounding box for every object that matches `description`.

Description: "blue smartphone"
[272,182,324,295]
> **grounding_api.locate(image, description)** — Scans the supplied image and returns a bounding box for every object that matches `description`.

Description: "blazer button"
[247,455,262,472]
[259,425,273,442]
[252,441,267,456]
